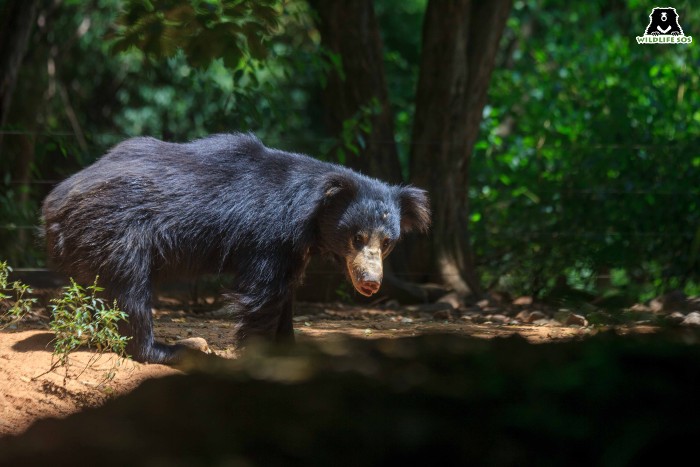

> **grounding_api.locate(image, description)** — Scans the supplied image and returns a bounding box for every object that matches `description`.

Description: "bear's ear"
[397,186,431,234]
[322,172,358,200]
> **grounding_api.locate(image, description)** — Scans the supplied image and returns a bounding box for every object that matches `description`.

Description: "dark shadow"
[11,332,54,352]
[172,348,235,374]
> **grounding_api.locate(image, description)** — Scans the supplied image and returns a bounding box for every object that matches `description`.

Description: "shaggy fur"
[42,133,430,364]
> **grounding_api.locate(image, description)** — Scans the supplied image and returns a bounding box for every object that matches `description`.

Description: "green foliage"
[0,0,328,262]
[375,0,427,169]
[1,261,130,379]
[3,0,698,305]
[332,97,381,165]
[112,0,280,68]
[49,277,130,367]
[0,260,37,328]
[469,0,700,298]
[0,176,40,268]
[333,281,353,304]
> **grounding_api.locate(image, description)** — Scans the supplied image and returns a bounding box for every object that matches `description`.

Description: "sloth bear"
[645,7,684,35]
[42,133,430,364]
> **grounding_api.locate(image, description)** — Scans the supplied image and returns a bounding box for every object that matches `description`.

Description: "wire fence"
[3,129,698,273]
[1,129,698,147]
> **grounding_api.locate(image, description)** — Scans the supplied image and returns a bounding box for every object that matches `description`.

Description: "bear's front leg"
[232,289,293,347]
[275,297,296,344]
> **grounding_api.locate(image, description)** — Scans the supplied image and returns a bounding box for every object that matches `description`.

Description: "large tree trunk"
[408,0,512,297]
[308,0,402,183]
[0,0,40,133]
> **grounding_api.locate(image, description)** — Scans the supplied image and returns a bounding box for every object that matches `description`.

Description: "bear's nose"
[359,280,381,295]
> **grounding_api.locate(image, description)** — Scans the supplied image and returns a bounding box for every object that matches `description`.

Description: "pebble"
[682,312,700,327]
[566,314,588,327]
[513,296,533,306]
[437,292,462,310]
[666,312,685,324]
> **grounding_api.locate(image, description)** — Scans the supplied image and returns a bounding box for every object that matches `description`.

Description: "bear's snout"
[347,244,384,297]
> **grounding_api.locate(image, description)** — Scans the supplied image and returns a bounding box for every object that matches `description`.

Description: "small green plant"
[0,260,37,328]
[334,281,353,304]
[49,277,131,370]
[332,97,381,165]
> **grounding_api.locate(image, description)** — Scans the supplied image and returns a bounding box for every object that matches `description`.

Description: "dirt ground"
[0,300,647,437]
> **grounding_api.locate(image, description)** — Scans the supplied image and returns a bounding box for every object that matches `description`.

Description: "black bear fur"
[42,133,430,364]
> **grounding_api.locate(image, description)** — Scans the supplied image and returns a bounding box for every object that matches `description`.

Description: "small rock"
[400,317,414,324]
[293,315,310,323]
[518,310,547,323]
[649,300,663,313]
[476,299,490,309]
[566,313,588,327]
[513,296,533,306]
[629,303,651,313]
[533,318,561,327]
[514,310,530,322]
[437,292,462,310]
[666,311,686,324]
[682,312,700,327]
[489,314,509,324]
[529,311,548,322]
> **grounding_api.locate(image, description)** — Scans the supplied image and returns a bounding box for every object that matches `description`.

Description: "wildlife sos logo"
[637,7,692,44]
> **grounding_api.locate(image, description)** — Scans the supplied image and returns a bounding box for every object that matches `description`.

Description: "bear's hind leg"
[114,281,184,364]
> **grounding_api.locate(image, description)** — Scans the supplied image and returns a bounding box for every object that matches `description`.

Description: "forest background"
[1,0,698,308]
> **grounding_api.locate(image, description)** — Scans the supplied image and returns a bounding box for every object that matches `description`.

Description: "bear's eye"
[354,234,366,246]
[382,238,391,250]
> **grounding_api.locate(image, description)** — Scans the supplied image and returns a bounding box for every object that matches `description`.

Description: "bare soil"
[0,300,647,437]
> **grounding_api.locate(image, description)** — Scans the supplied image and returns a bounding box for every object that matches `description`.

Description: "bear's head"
[317,172,430,297]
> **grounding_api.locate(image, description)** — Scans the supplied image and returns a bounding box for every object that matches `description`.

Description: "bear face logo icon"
[637,6,692,44]
[644,7,684,35]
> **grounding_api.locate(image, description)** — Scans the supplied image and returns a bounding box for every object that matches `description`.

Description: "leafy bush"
[49,277,130,367]
[0,260,36,328]
[469,0,700,299]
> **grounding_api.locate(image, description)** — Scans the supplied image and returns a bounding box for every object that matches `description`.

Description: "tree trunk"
[408,0,512,297]
[0,0,40,132]
[308,0,402,183]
